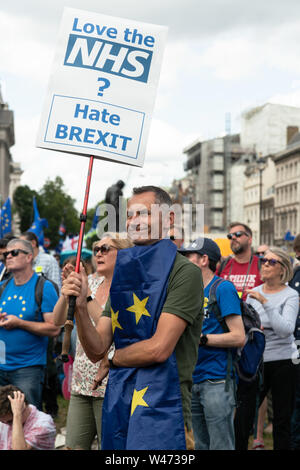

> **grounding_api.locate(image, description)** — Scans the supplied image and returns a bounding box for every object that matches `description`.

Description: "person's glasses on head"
[260,257,284,267]
[227,231,249,240]
[3,249,29,259]
[93,244,117,256]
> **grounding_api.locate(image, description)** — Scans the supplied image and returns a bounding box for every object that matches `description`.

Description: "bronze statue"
[105,180,125,232]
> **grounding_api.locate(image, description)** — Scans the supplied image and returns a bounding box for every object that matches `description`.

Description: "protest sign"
[36,7,168,167]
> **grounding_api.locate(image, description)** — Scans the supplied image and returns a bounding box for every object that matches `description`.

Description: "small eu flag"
[28,197,48,246]
[0,198,12,237]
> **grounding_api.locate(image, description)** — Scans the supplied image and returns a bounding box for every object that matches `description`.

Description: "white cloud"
[0,12,55,84]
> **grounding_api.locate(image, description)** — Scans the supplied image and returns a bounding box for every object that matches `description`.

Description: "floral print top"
[71,274,109,397]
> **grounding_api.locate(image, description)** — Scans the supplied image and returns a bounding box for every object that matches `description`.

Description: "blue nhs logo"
[64,34,153,83]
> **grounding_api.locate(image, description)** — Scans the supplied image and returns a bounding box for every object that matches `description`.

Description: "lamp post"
[257,156,267,244]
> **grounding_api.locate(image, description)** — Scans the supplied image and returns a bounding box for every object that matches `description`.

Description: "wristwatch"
[86,295,93,303]
[108,349,116,368]
[199,334,208,346]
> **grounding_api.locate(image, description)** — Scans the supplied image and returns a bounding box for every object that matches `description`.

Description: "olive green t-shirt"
[102,253,204,429]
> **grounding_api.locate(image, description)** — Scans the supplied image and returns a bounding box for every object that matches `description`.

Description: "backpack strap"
[34,275,45,322]
[34,273,59,322]
[207,277,233,392]
[207,277,228,331]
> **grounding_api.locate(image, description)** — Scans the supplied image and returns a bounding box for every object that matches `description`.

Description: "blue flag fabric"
[28,197,48,246]
[102,239,186,450]
[0,198,12,237]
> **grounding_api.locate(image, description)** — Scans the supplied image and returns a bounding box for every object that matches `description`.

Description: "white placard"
[36,8,168,167]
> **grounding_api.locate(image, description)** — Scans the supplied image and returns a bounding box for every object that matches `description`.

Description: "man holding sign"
[36,8,195,449]
[63,186,204,450]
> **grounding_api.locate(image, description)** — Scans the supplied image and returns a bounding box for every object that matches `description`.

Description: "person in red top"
[218,222,263,450]
[218,222,263,300]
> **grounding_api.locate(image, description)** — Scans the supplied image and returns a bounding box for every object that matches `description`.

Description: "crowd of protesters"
[0,186,299,451]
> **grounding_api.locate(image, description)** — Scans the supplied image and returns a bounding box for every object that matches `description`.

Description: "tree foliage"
[13,185,38,233]
[37,176,80,248]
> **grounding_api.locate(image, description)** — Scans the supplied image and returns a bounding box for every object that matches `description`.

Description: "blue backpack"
[207,277,265,387]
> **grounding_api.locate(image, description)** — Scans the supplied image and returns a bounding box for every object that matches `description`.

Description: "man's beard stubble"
[231,242,247,255]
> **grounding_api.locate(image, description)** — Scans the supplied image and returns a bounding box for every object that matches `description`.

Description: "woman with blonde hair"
[53,232,133,449]
[246,246,299,450]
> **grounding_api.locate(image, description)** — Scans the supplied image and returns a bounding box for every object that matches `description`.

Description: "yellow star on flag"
[131,386,149,416]
[126,293,151,324]
[111,308,123,334]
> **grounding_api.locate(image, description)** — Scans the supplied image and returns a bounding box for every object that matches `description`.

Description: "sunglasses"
[227,231,249,240]
[3,249,29,259]
[93,244,117,256]
[261,257,284,267]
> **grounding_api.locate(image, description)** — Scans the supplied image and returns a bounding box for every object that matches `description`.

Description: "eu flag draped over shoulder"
[0,198,12,237]
[28,197,48,246]
[102,239,186,450]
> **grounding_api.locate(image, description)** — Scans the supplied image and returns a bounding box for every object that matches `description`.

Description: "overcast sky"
[1,0,300,210]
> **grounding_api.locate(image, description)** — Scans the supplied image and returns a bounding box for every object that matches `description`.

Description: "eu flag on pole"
[101,240,186,450]
[28,197,48,246]
[0,198,12,237]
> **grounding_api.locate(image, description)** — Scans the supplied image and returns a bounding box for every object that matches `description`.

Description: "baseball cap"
[178,237,221,263]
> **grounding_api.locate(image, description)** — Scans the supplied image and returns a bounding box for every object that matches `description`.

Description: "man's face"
[228,225,252,255]
[126,192,172,245]
[3,243,32,273]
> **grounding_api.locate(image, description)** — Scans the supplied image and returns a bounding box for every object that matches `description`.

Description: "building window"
[211,211,223,227]
[212,174,223,190]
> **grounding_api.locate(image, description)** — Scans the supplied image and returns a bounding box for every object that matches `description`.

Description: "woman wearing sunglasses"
[246,247,299,450]
[53,232,133,449]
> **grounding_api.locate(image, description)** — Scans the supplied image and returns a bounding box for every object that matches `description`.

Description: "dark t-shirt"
[102,253,204,429]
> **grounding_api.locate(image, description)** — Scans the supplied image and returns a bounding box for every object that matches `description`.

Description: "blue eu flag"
[102,239,186,450]
[0,198,12,237]
[28,197,48,246]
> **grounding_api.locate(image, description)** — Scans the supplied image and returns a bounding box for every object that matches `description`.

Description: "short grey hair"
[265,246,293,284]
[7,238,34,258]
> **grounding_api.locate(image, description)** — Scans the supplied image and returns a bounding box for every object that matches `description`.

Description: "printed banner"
[36,8,168,167]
